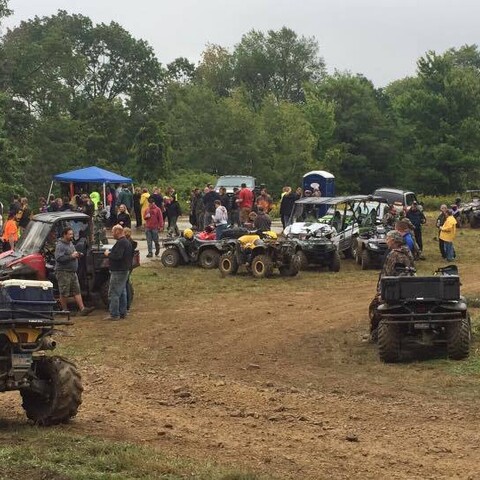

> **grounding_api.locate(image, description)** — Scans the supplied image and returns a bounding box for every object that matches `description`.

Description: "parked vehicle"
[373,265,470,363]
[372,188,418,208]
[356,225,389,270]
[285,224,340,272]
[161,236,223,269]
[214,175,256,195]
[0,212,139,307]
[285,195,387,258]
[218,231,299,278]
[459,190,480,228]
[0,279,82,425]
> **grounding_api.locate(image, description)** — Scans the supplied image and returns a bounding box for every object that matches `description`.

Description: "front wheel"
[21,356,83,426]
[251,254,273,278]
[198,249,220,269]
[279,254,300,277]
[329,251,341,272]
[361,250,371,270]
[219,253,239,275]
[447,317,471,360]
[377,320,401,363]
[161,248,180,268]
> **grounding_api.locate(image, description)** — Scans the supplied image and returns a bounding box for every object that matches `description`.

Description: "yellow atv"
[218,231,300,278]
[0,279,82,425]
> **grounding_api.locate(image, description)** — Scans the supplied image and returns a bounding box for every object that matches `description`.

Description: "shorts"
[56,270,81,297]
[240,207,252,225]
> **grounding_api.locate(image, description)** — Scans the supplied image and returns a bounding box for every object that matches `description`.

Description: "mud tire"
[329,251,341,272]
[361,250,371,270]
[251,254,273,278]
[198,249,220,269]
[279,254,300,277]
[377,320,401,363]
[296,250,309,271]
[21,356,83,426]
[161,248,180,268]
[219,254,239,275]
[447,317,471,360]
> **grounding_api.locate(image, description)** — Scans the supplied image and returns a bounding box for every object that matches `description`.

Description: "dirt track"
[1,233,480,479]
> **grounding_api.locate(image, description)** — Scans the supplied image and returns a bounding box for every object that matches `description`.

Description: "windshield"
[216,177,255,188]
[15,221,52,255]
[15,219,90,255]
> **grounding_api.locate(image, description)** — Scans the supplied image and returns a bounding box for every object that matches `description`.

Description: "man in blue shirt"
[395,220,415,254]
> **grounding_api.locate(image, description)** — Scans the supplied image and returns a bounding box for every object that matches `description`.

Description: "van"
[214,175,256,194]
[373,188,418,207]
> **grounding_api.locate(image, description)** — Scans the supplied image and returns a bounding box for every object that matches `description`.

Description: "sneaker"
[79,306,95,316]
[103,315,121,321]
[146,253,153,258]
[155,245,160,256]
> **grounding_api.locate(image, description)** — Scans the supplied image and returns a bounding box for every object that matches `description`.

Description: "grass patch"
[0,427,261,480]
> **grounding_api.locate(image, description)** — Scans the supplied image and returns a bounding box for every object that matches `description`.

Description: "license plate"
[414,323,430,329]
[11,354,33,369]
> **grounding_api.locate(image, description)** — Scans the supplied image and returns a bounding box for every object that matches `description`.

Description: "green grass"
[0,427,261,480]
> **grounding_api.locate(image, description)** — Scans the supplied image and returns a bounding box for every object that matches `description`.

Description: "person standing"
[103,225,132,320]
[18,197,31,233]
[212,199,228,239]
[166,195,181,237]
[439,209,457,262]
[279,187,298,229]
[436,204,448,260]
[203,184,221,228]
[140,188,150,224]
[237,183,254,226]
[406,202,426,252]
[133,187,142,228]
[144,197,164,257]
[1,212,18,251]
[54,227,94,316]
[117,204,132,229]
[117,185,133,213]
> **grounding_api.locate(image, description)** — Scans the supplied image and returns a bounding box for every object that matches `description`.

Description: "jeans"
[282,214,292,229]
[168,216,180,236]
[216,223,228,239]
[439,238,446,259]
[444,242,455,261]
[109,270,129,318]
[145,229,159,255]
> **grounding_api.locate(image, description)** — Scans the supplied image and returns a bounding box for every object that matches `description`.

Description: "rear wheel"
[470,215,480,228]
[251,254,273,278]
[447,317,471,360]
[198,249,220,269]
[361,250,371,270]
[329,251,341,272]
[21,356,83,426]
[161,248,180,268]
[296,250,309,271]
[219,253,239,275]
[279,254,300,277]
[377,320,401,363]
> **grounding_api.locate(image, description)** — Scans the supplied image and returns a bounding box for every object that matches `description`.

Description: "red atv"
[0,212,139,307]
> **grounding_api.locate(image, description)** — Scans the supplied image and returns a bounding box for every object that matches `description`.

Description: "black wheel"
[279,254,300,277]
[329,251,341,272]
[447,317,471,360]
[350,237,358,260]
[296,250,309,270]
[161,248,180,268]
[21,356,83,426]
[377,320,401,363]
[219,253,239,275]
[355,248,362,265]
[251,254,273,278]
[198,249,220,269]
[100,280,109,308]
[470,215,479,229]
[361,250,371,270]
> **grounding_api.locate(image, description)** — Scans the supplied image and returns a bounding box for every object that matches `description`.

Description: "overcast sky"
[4,0,480,86]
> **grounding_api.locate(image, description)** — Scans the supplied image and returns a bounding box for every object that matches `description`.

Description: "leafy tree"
[196,44,234,97]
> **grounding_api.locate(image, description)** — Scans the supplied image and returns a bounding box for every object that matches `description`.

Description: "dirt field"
[1,221,480,479]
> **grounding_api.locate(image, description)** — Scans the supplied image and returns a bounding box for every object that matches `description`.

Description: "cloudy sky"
[4,0,480,86]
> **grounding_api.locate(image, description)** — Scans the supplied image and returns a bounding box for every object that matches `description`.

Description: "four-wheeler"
[0,279,82,425]
[161,231,224,269]
[0,212,139,308]
[285,224,340,272]
[218,231,300,278]
[459,190,480,228]
[355,224,389,270]
[373,265,471,363]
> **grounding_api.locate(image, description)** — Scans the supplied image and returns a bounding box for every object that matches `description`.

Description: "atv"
[459,190,480,228]
[373,265,471,363]
[286,224,340,272]
[355,225,389,270]
[218,231,300,278]
[0,279,82,425]
[0,212,139,308]
[161,236,224,269]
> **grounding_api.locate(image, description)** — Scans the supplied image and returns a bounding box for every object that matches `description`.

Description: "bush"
[419,194,463,211]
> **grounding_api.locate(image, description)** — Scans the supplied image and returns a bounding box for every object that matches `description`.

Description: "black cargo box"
[381,276,460,302]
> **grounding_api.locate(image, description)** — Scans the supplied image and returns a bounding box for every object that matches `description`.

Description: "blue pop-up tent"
[48,166,133,205]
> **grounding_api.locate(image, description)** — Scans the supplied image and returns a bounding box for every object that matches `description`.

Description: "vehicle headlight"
[368,242,380,250]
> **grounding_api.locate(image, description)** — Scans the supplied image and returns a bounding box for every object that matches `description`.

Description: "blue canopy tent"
[48,166,133,206]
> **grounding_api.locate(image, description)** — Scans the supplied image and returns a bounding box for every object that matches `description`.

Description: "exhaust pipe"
[40,337,57,350]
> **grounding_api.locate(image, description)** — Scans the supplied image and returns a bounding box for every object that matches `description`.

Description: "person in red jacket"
[144,197,164,258]
[237,183,254,226]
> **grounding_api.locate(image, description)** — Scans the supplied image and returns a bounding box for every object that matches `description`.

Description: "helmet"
[263,231,278,240]
[183,228,194,239]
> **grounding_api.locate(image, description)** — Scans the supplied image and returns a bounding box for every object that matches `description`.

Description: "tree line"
[1,4,480,202]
